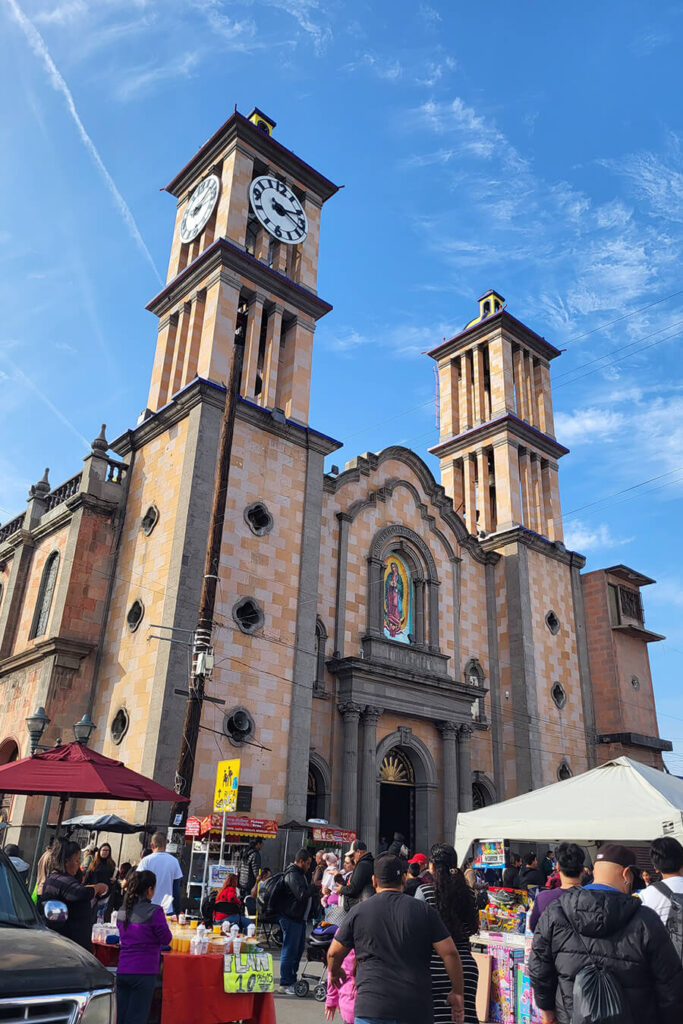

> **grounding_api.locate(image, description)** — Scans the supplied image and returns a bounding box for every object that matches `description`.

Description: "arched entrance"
[306,754,331,821]
[379,747,415,850]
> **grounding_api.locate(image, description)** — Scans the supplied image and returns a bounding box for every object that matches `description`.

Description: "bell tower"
[428,291,567,541]
[145,106,338,421]
[429,294,592,795]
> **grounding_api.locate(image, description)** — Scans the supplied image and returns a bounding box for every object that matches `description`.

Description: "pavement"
[269,950,330,1023]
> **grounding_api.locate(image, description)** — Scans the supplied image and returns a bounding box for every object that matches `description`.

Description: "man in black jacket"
[238,839,262,895]
[278,848,316,995]
[336,840,374,912]
[528,843,683,1024]
[518,851,544,890]
[502,854,522,889]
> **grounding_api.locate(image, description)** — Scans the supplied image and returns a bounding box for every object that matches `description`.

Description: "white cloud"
[603,149,683,225]
[267,0,331,53]
[564,520,633,553]
[647,580,683,609]
[344,52,402,80]
[554,407,626,445]
[115,51,201,101]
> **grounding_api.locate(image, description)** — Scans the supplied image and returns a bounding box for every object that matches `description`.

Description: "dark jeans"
[278,915,306,986]
[116,973,157,1024]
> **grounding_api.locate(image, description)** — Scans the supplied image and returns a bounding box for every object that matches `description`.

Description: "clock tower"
[145,106,338,421]
[92,109,342,828]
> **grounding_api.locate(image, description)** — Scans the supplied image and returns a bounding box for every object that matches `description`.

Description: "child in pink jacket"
[325,948,356,1024]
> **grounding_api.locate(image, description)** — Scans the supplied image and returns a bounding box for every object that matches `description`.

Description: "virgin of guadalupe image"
[384,561,404,638]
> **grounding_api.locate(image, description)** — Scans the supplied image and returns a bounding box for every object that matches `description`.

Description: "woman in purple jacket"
[116,869,172,1024]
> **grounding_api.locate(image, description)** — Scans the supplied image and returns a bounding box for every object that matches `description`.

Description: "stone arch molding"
[375,729,438,787]
[308,749,332,797]
[370,523,440,584]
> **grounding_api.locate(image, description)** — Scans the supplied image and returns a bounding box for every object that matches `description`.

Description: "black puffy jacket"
[528,885,683,1024]
[338,852,375,911]
[279,863,317,921]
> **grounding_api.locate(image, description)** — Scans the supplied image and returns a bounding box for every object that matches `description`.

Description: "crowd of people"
[8,824,683,1024]
[19,830,183,1024]
[264,831,683,1024]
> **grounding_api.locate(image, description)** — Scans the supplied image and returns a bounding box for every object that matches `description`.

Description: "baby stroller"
[294,922,338,1000]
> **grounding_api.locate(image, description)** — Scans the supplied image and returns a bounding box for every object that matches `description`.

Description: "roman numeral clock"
[248,176,308,244]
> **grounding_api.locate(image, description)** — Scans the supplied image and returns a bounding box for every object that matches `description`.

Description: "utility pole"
[170,306,248,827]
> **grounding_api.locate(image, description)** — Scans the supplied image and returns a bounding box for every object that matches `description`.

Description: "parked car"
[0,848,114,1022]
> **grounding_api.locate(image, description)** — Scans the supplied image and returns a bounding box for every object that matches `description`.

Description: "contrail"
[3,355,91,449]
[5,0,163,284]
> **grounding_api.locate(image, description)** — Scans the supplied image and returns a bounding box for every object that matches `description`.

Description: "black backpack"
[255,871,286,922]
[652,880,683,960]
[563,909,628,1024]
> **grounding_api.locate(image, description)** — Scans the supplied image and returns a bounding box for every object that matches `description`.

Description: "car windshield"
[0,858,39,927]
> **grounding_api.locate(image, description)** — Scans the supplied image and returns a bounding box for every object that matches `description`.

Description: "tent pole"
[29,796,52,892]
[55,796,67,836]
[117,832,124,866]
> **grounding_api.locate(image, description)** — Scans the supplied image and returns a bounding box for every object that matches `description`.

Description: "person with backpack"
[528,843,683,1024]
[639,835,683,955]
[276,848,317,994]
[238,839,262,896]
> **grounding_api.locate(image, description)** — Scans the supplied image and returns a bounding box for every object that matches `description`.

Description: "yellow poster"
[223,951,274,994]
[213,758,240,812]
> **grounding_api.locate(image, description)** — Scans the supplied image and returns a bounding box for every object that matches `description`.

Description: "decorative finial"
[91,424,109,453]
[29,468,50,498]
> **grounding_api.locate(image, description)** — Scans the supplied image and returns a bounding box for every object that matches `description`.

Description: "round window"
[111,708,129,745]
[141,505,159,536]
[127,599,144,633]
[551,682,567,709]
[244,502,273,537]
[545,610,561,635]
[223,706,255,746]
[232,597,264,635]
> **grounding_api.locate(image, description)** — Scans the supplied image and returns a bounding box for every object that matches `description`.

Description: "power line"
[563,287,683,345]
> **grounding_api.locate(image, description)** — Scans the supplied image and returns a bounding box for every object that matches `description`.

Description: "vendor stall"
[186,814,278,909]
[456,756,683,1023]
[455,755,683,865]
[91,936,276,1024]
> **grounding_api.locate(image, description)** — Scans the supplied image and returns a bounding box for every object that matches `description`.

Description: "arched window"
[382,553,413,645]
[0,739,19,822]
[465,658,486,724]
[314,618,327,694]
[306,758,329,821]
[30,551,60,639]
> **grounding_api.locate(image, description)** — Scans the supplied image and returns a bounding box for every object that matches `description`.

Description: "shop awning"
[197,814,278,839]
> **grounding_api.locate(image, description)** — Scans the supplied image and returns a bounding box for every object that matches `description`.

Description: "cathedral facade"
[0,109,670,857]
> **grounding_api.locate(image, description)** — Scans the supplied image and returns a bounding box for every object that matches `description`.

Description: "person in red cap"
[528,842,683,1024]
[404,853,429,897]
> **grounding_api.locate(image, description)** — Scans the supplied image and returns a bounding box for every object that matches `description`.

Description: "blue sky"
[1,0,682,770]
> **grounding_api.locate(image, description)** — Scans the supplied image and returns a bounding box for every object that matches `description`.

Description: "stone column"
[241,294,265,400]
[261,304,283,410]
[414,578,425,645]
[359,706,383,846]
[366,556,384,636]
[339,702,363,830]
[463,453,477,535]
[438,721,459,843]
[458,724,474,812]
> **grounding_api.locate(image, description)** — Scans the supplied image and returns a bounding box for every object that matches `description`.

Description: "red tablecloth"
[160,953,276,1024]
[92,942,120,968]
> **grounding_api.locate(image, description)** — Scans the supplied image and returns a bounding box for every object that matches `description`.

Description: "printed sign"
[473,839,506,869]
[312,827,357,845]
[200,814,278,838]
[209,864,236,888]
[223,951,274,994]
[185,816,201,837]
[214,759,240,813]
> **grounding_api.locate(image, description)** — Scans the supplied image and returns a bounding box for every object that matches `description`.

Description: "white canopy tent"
[455,756,683,864]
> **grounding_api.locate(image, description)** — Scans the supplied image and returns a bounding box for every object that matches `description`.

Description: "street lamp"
[25,707,51,756]
[72,715,96,744]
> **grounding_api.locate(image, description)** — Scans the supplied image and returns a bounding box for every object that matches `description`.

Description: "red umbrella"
[0,742,187,822]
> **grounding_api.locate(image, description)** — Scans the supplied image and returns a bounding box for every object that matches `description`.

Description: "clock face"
[179,174,220,244]
[248,175,308,245]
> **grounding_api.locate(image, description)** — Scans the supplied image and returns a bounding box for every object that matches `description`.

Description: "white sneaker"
[279,985,296,995]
